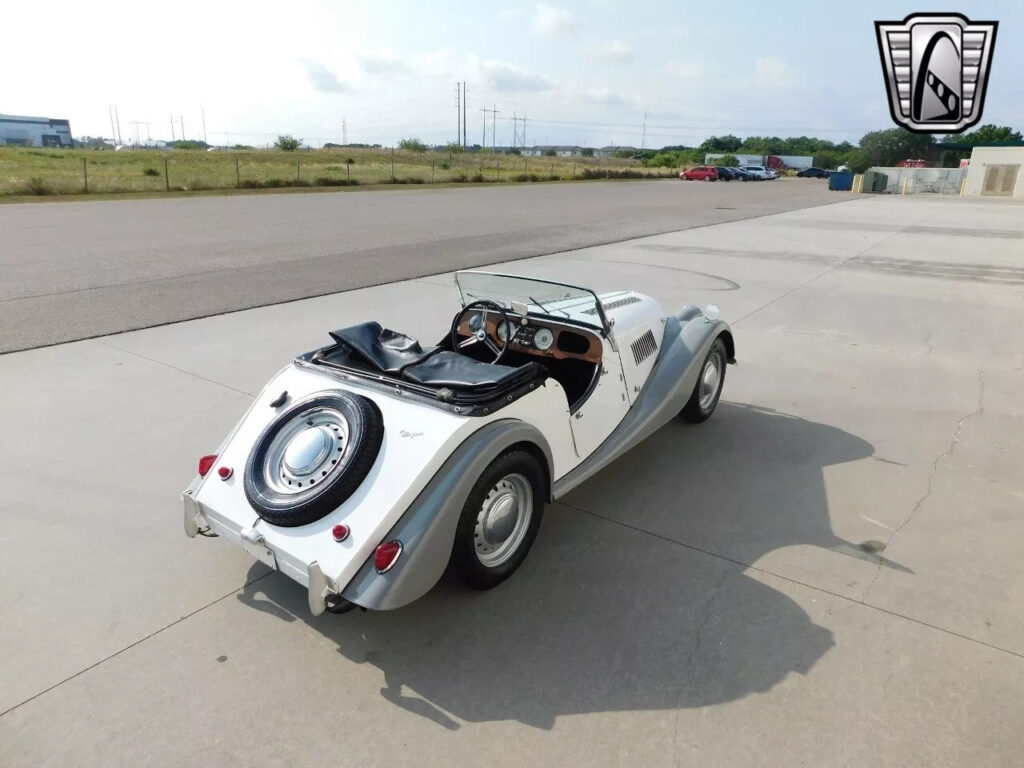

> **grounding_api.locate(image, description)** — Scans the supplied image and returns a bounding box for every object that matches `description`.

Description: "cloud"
[355,49,410,76]
[534,3,577,36]
[755,56,794,87]
[594,41,632,62]
[584,87,626,105]
[665,60,704,78]
[301,60,348,93]
[481,60,552,92]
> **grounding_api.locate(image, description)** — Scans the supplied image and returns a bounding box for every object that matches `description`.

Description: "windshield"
[454,271,607,330]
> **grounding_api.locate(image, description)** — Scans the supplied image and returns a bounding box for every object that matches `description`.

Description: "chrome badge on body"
[875,13,998,133]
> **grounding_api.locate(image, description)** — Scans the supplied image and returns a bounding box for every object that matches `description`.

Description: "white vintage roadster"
[183,272,735,615]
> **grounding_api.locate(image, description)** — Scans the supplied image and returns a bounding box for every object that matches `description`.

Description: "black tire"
[681,337,727,424]
[451,450,546,590]
[244,392,384,527]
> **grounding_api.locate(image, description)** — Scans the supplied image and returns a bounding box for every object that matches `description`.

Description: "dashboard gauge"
[533,328,554,350]
[496,321,510,342]
[468,314,484,332]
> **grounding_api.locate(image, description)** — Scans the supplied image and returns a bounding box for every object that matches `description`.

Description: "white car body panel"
[190,361,576,593]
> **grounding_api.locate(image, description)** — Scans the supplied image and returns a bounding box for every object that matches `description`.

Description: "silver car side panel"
[340,419,553,610]
[552,311,732,499]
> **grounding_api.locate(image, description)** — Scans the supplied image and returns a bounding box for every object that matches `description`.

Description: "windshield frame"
[454,271,609,333]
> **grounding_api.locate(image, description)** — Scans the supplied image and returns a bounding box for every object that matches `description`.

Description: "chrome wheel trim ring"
[262,408,351,496]
[474,473,533,568]
[698,349,723,411]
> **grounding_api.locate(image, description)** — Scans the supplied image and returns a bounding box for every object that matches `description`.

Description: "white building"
[961,146,1024,197]
[0,114,73,147]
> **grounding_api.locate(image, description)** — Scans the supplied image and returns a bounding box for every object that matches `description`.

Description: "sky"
[3,0,1021,148]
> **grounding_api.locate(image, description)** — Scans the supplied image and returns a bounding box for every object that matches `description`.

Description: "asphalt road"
[0,179,836,352]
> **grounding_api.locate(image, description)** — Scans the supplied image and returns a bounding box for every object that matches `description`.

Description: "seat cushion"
[402,351,545,391]
[329,322,436,373]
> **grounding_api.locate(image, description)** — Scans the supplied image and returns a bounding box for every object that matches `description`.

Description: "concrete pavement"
[1,194,1022,767]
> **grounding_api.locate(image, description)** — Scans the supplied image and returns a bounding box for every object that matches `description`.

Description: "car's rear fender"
[339,420,553,611]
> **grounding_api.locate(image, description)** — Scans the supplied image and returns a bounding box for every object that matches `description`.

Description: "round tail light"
[217,466,233,480]
[374,541,403,573]
[331,524,350,542]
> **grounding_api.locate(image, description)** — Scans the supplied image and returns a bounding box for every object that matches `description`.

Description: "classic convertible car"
[183,272,735,615]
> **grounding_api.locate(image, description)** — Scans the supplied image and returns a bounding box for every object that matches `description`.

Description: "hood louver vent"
[631,330,658,366]
[584,295,642,315]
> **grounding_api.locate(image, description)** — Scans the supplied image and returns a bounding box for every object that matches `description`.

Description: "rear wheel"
[451,450,545,590]
[681,338,727,423]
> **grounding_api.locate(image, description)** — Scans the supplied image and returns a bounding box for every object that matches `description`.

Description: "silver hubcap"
[474,473,533,568]
[698,351,723,411]
[263,408,351,495]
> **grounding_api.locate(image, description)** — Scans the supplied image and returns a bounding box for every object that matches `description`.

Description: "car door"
[568,347,630,460]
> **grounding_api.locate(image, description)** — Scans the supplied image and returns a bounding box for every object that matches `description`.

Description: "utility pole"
[180,115,185,140]
[480,107,487,147]
[512,113,519,149]
[113,106,123,145]
[522,113,527,149]
[462,81,467,147]
[455,81,461,144]
[641,112,647,150]
[109,107,118,144]
[200,105,208,144]
[169,114,176,141]
[342,117,347,145]
[491,103,499,150]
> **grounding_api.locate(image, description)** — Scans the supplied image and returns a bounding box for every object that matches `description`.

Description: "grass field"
[0,146,675,198]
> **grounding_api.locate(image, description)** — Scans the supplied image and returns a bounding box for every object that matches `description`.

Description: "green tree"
[813,150,841,169]
[714,154,740,166]
[398,137,427,151]
[543,149,556,156]
[954,124,1023,145]
[857,128,933,167]
[581,147,594,157]
[699,134,742,153]
[443,142,465,153]
[275,135,302,151]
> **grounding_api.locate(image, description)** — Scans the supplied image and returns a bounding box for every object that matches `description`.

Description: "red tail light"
[198,454,217,477]
[217,466,233,480]
[374,541,403,573]
[331,524,350,542]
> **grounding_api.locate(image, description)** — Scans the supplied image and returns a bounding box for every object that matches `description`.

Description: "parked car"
[740,165,771,180]
[797,167,831,178]
[680,166,719,181]
[714,166,739,181]
[730,168,755,181]
[183,271,734,615]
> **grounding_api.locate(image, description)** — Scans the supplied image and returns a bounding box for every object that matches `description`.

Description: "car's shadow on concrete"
[240,402,902,730]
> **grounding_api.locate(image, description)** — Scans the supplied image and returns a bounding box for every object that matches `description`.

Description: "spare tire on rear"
[244,391,384,527]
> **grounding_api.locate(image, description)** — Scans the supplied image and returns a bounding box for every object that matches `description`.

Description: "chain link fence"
[0,147,673,197]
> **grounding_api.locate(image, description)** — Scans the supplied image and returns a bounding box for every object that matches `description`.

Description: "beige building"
[961,146,1024,197]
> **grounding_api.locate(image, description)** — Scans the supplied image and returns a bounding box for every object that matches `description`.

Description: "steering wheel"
[451,300,513,364]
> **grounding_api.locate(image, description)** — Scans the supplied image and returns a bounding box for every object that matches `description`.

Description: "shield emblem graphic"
[875,13,998,133]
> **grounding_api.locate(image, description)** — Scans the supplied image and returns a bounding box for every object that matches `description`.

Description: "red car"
[679,166,718,181]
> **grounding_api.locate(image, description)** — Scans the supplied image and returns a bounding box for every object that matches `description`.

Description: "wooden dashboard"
[457,312,603,364]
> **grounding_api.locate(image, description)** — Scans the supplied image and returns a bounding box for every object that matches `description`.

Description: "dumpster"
[829,171,854,191]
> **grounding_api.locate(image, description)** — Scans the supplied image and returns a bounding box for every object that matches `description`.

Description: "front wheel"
[681,337,727,423]
[451,450,546,590]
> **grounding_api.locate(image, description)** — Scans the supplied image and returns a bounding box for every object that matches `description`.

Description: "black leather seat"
[403,352,545,391]
[329,322,436,373]
[325,322,547,395]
